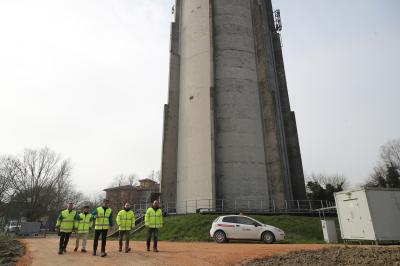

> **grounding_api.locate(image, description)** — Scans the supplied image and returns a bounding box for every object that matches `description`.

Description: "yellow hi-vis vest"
[77,213,92,234]
[116,210,135,231]
[95,207,112,230]
[56,209,77,233]
[145,208,163,228]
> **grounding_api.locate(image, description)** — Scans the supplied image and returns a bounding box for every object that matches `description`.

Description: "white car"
[4,221,20,233]
[210,215,285,244]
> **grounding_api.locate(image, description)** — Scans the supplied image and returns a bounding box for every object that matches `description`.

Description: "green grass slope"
[131,214,337,244]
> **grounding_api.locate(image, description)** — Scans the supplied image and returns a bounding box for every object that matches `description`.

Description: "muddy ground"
[0,239,25,266]
[244,246,400,266]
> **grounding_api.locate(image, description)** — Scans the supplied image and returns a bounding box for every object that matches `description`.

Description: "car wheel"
[213,230,227,244]
[262,231,275,244]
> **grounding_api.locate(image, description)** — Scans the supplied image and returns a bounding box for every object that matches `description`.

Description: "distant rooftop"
[104,178,159,191]
[104,185,133,191]
[139,178,158,183]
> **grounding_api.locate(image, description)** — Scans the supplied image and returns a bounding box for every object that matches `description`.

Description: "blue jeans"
[146,228,158,249]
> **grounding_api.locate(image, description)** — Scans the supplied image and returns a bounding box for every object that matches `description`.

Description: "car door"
[235,216,260,240]
[220,216,238,238]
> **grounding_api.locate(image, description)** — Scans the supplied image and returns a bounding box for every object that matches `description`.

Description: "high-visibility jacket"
[77,213,93,234]
[95,207,112,230]
[145,207,163,228]
[56,209,77,233]
[116,210,135,231]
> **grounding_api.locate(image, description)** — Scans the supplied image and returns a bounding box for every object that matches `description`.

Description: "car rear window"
[222,216,237,223]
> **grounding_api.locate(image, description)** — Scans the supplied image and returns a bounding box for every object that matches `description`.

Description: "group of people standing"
[55,199,163,257]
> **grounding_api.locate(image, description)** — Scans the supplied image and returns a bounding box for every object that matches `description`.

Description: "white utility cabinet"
[334,188,400,242]
[321,219,338,243]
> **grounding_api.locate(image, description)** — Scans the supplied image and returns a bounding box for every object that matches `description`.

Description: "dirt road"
[18,238,326,266]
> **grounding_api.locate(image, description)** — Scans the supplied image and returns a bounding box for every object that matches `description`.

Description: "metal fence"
[132,199,336,215]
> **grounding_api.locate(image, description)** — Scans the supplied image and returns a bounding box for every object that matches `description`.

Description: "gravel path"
[244,246,400,266]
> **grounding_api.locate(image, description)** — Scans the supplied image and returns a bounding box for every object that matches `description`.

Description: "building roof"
[139,178,158,183]
[104,185,136,191]
[104,180,160,192]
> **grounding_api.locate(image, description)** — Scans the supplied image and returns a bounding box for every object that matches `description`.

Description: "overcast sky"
[0,0,399,195]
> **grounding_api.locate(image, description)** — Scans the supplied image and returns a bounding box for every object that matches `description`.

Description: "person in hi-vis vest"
[92,199,113,257]
[55,202,80,255]
[145,200,163,252]
[74,205,93,253]
[116,202,135,253]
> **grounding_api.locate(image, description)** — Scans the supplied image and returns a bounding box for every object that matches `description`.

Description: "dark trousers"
[146,228,158,249]
[119,230,130,250]
[59,232,71,250]
[93,229,108,252]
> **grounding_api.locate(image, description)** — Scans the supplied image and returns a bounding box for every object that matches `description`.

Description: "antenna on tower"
[274,9,282,32]
[274,9,283,47]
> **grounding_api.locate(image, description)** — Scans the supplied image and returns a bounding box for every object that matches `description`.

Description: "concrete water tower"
[161,0,306,213]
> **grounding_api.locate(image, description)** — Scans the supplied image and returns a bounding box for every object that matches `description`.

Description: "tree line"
[0,147,161,228]
[0,148,98,227]
[306,137,400,201]
[365,138,400,188]
[1,138,399,222]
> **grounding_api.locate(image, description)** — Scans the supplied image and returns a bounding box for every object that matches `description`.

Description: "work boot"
[125,247,131,253]
[92,250,96,256]
[74,248,78,252]
[58,249,63,255]
[118,247,122,252]
[147,247,150,252]
[101,252,107,257]
[81,249,87,253]
[153,248,159,253]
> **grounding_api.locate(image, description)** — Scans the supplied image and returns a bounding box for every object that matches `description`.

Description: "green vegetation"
[0,235,11,240]
[130,214,339,244]
[251,215,325,244]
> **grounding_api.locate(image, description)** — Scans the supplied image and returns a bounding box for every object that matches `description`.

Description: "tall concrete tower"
[161,0,306,213]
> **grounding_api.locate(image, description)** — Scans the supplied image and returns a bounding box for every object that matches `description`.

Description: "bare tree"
[154,170,161,183]
[305,172,348,201]
[366,138,400,188]
[0,157,16,202]
[147,170,161,183]
[127,173,139,186]
[111,173,139,187]
[380,138,400,168]
[77,192,104,210]
[8,148,73,221]
[307,172,348,189]
[366,164,387,187]
[112,174,125,187]
[0,157,18,216]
